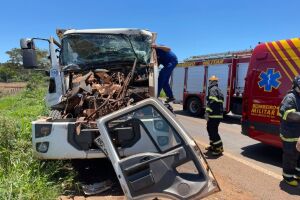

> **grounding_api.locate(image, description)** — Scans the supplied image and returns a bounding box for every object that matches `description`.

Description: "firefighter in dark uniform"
[205,75,224,156]
[279,75,300,187]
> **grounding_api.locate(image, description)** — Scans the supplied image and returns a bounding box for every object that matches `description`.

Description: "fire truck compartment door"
[172,67,185,103]
[187,66,205,93]
[206,64,229,109]
[97,98,220,200]
[236,63,249,94]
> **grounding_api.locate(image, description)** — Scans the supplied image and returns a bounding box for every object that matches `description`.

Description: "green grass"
[0,76,76,200]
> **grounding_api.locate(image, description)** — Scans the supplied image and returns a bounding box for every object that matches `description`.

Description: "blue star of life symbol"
[258,68,281,92]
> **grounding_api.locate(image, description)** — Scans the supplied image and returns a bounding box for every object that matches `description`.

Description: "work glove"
[296,137,300,152]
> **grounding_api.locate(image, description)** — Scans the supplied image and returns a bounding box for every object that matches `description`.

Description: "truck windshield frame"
[61,33,152,68]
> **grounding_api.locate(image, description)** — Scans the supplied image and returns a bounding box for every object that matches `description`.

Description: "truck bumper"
[32,120,106,160]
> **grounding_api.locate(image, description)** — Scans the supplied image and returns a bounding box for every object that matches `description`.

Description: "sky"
[1,0,299,62]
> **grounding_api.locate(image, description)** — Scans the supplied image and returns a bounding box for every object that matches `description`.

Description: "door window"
[106,105,181,157]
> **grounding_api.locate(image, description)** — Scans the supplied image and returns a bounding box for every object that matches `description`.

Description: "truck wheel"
[187,97,204,117]
[49,109,62,119]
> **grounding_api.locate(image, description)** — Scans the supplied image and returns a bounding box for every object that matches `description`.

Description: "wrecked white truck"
[20,28,219,199]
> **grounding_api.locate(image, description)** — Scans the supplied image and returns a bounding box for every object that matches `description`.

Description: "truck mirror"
[45,70,50,76]
[20,38,38,69]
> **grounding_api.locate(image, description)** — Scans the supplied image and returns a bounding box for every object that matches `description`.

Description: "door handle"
[140,156,151,163]
[124,151,179,175]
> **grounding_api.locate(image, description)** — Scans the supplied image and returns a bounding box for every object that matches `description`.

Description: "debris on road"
[82,180,114,196]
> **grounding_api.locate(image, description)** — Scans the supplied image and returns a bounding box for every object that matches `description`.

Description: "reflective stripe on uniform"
[212,140,222,145]
[208,115,223,118]
[283,172,295,178]
[215,147,223,151]
[283,109,296,120]
[295,167,300,172]
[280,134,299,142]
[208,96,223,103]
[206,107,213,112]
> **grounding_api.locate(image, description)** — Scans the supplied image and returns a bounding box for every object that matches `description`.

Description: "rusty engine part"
[59,59,149,129]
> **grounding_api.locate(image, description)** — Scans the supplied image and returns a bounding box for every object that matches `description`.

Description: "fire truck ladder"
[185,49,253,62]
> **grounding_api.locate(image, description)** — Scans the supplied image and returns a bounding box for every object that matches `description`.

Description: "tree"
[5,48,50,69]
[0,64,16,82]
[0,48,50,82]
[5,48,23,67]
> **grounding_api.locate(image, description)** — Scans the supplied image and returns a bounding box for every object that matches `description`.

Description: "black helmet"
[293,75,300,89]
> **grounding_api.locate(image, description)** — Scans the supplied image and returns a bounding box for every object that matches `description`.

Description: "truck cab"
[21,28,159,159]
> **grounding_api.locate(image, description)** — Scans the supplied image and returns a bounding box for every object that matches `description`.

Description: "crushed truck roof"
[63,28,153,36]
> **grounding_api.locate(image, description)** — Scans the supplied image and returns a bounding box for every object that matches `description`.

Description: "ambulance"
[241,38,300,147]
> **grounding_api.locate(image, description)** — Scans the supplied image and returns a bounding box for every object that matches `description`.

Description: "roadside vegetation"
[0,48,77,199]
[0,48,49,82]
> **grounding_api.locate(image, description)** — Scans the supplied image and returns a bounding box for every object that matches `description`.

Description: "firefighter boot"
[295,167,300,180]
[165,97,175,103]
[205,146,213,151]
[211,146,224,156]
[205,141,214,151]
[294,175,300,181]
[284,178,298,187]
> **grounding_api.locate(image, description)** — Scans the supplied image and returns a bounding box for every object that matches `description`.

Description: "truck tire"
[49,109,62,119]
[187,97,204,117]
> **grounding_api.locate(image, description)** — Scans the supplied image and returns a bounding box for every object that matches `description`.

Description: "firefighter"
[152,44,178,103]
[279,75,300,187]
[205,75,224,156]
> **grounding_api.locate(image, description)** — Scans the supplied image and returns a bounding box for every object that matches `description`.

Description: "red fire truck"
[171,50,252,117]
[241,37,300,148]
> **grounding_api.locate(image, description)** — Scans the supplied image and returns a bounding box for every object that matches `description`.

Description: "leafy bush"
[0,80,76,200]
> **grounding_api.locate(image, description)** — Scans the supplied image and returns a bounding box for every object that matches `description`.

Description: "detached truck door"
[96,98,220,200]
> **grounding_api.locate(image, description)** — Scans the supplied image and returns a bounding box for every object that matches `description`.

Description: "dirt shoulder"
[59,171,255,200]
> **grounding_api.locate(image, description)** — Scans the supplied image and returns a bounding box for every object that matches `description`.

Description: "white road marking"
[172,104,283,180]
[195,139,282,180]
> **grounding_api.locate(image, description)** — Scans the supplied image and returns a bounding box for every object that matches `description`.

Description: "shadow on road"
[222,114,241,125]
[241,143,282,167]
[241,143,300,196]
[71,158,123,196]
[174,109,241,125]
[174,109,189,116]
[279,181,300,195]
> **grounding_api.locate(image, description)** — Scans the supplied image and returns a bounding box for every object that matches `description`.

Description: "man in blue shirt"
[152,44,178,103]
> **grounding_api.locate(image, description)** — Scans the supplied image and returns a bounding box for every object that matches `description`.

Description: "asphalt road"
[172,103,300,200]
[61,104,300,200]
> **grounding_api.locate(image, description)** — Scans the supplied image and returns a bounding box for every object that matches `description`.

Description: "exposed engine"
[55,61,150,127]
